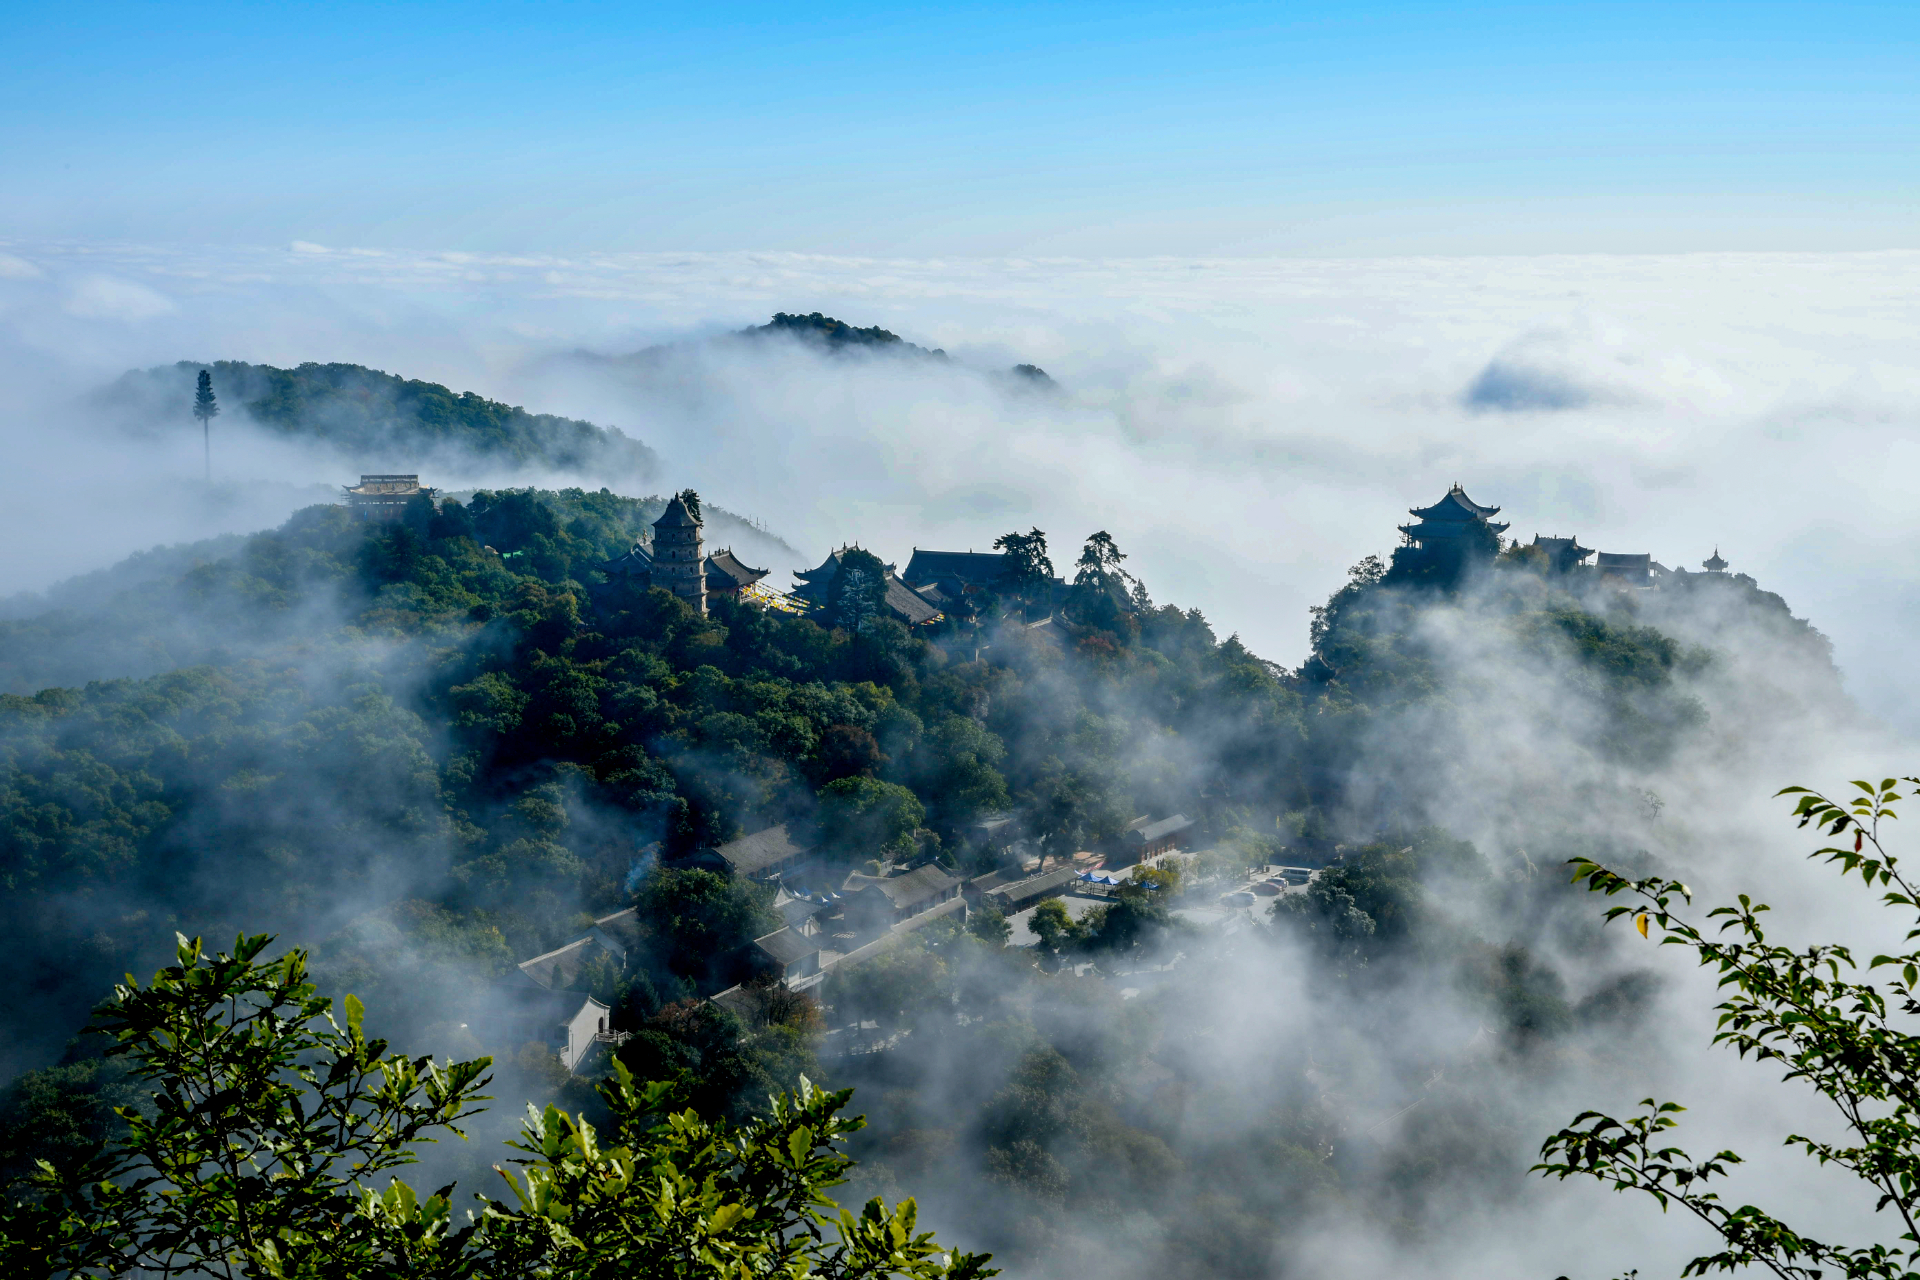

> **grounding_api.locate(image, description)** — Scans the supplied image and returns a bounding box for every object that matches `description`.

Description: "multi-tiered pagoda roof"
[1398,484,1510,545]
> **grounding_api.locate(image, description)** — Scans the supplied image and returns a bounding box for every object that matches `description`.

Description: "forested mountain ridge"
[98,360,660,481]
[0,487,1846,1275]
[0,487,783,695]
[589,312,1055,385]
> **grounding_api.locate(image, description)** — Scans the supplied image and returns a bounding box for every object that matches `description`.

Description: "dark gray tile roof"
[1131,814,1195,844]
[988,866,1077,907]
[715,824,808,875]
[654,496,700,528]
[755,927,821,965]
[1408,484,1501,520]
[871,864,959,909]
[597,543,654,576]
[885,576,941,626]
[903,550,1010,587]
[706,548,768,589]
[592,907,642,952]
[518,937,608,991]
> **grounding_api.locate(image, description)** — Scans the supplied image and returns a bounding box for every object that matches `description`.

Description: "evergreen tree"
[192,369,219,481]
[992,527,1054,620]
[826,547,891,634]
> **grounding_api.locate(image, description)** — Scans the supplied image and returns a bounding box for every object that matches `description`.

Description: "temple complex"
[343,474,434,520]
[593,495,734,616]
[792,547,942,626]
[1386,484,1706,591]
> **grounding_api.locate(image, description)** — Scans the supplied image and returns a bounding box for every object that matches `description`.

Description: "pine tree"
[192,369,219,481]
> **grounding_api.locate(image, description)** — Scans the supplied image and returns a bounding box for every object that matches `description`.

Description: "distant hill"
[579,313,1054,386]
[746,312,948,356]
[98,360,660,482]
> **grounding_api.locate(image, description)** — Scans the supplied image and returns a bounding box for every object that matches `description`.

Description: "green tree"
[0,932,494,1276]
[0,933,996,1280]
[1028,897,1084,956]
[1067,530,1131,626]
[967,903,1012,946]
[817,776,926,862]
[992,528,1053,620]
[633,867,776,988]
[1537,776,1920,1279]
[827,548,891,635]
[674,487,702,522]
[193,369,219,481]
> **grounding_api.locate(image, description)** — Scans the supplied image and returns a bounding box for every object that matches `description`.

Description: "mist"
[3,239,1915,727]
[2,236,1919,1277]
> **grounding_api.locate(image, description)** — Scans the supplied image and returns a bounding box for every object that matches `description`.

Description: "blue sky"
[5,0,1915,256]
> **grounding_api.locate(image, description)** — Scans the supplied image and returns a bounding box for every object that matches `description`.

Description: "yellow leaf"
[1636,914,1649,938]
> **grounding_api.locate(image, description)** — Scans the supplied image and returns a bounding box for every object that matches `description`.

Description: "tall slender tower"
[652,495,706,615]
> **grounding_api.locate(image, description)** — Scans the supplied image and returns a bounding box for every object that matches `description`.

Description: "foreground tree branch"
[1537,778,1920,1279]
[0,933,995,1280]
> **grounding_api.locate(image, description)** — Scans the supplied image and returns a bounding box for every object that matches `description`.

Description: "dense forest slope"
[97,360,660,481]
[0,489,784,694]
[0,488,1848,1277]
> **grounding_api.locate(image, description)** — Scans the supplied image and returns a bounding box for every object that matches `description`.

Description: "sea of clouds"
[2,238,1915,737]
[4,237,1920,1276]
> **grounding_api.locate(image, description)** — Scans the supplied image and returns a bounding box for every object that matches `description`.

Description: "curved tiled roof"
[654,496,700,528]
[597,542,654,575]
[705,548,768,589]
[1408,484,1501,521]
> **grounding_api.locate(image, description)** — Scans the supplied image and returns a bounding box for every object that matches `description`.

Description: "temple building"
[649,495,707,614]
[1530,534,1594,574]
[592,495,757,617]
[1703,548,1729,573]
[705,549,771,601]
[792,547,942,627]
[1595,552,1653,583]
[343,474,434,520]
[597,542,654,582]
[902,550,1011,599]
[1391,484,1509,580]
[595,538,768,611]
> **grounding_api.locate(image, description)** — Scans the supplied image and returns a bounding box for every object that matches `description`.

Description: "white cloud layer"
[1,239,1916,730]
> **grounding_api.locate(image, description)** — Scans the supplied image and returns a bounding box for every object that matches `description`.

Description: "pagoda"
[650,495,707,615]
[1399,484,1510,546]
[1388,484,1508,584]
[1703,548,1729,573]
